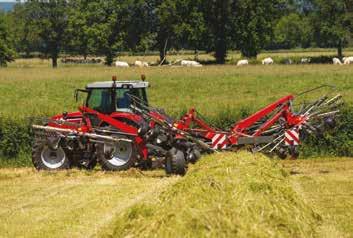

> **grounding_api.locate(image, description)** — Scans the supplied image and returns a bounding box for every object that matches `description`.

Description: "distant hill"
[0,2,16,12]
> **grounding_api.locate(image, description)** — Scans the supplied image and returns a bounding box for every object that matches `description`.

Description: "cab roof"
[86,81,149,89]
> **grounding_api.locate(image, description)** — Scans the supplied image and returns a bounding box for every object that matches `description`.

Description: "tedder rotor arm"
[232,95,294,135]
[177,108,217,133]
[131,104,213,152]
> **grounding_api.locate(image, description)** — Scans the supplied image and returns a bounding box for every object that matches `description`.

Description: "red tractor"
[32,77,200,175]
[32,77,342,175]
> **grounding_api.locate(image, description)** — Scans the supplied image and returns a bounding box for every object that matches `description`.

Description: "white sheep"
[332,58,342,65]
[343,56,353,65]
[115,61,129,67]
[301,58,311,64]
[181,60,202,67]
[262,57,274,65]
[134,60,149,67]
[237,59,249,66]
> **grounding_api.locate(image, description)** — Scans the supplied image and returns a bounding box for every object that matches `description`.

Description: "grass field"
[1,152,352,238]
[0,168,176,237]
[282,158,353,237]
[1,59,353,121]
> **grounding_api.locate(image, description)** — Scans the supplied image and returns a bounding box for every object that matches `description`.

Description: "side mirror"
[74,89,79,102]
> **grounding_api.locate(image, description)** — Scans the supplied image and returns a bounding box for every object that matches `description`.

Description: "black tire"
[97,140,136,171]
[165,148,186,176]
[276,147,288,160]
[82,159,97,170]
[32,138,71,170]
[289,145,300,159]
[187,148,201,164]
[74,154,97,170]
[140,158,153,170]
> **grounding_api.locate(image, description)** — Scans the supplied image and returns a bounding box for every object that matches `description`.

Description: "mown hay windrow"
[103,152,321,238]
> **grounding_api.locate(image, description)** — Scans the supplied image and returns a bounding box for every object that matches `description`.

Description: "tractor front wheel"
[32,139,71,170]
[97,140,136,171]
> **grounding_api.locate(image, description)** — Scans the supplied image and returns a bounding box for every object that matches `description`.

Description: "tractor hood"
[50,110,144,129]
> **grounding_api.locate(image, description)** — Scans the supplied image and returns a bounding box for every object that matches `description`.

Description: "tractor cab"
[77,78,149,114]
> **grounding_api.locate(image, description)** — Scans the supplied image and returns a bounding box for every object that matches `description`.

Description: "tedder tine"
[252,134,285,153]
[314,110,340,118]
[324,94,342,106]
[269,138,286,153]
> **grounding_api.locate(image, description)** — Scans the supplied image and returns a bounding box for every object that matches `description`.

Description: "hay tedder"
[32,76,342,175]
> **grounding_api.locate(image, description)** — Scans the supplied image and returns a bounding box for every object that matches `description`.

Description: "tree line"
[0,0,352,67]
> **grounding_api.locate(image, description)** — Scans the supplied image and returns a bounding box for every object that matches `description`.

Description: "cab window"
[116,88,148,111]
[87,89,113,113]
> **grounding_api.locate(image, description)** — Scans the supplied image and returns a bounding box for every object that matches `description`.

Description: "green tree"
[124,1,157,54]
[153,0,178,63]
[274,13,312,49]
[8,3,41,57]
[0,12,15,66]
[171,0,207,59]
[203,0,233,63]
[312,0,353,58]
[23,0,68,68]
[85,0,131,66]
[150,0,207,63]
[234,0,285,58]
[66,0,93,59]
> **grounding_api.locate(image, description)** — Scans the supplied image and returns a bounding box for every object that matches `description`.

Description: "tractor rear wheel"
[97,139,136,171]
[32,138,71,170]
[165,148,186,176]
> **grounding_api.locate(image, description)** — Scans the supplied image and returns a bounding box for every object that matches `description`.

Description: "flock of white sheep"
[333,57,353,65]
[115,59,203,68]
[237,56,353,66]
[237,57,276,66]
[114,56,353,68]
